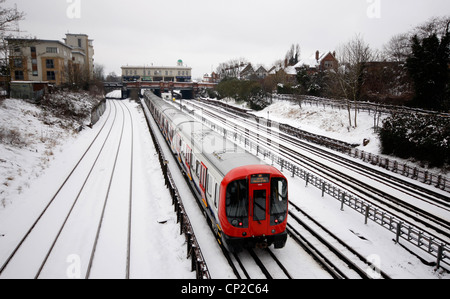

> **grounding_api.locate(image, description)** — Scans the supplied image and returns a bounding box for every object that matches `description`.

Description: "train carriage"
[143,91,288,252]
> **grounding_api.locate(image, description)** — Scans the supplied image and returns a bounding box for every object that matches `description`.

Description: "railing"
[199,98,449,192]
[189,99,450,271]
[140,96,210,279]
[351,148,448,192]
[277,94,450,118]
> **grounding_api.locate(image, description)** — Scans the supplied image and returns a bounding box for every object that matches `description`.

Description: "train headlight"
[231,219,244,227]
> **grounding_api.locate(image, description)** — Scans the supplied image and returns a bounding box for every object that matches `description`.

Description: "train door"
[185,145,192,180]
[249,174,270,236]
[199,162,208,208]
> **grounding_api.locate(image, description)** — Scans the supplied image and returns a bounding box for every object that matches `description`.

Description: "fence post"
[365,205,370,224]
[395,222,402,243]
[340,193,345,211]
[321,182,326,197]
[436,244,444,270]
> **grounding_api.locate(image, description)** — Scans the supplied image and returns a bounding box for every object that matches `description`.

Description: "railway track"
[180,98,450,271]
[184,100,450,242]
[288,201,391,279]
[0,100,136,279]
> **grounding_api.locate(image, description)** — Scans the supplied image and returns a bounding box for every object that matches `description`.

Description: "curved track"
[0,100,136,279]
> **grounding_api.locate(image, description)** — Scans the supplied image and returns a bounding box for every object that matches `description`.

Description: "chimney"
[315,50,319,61]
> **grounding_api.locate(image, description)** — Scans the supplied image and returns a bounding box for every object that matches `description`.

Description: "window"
[78,38,82,48]
[207,174,213,196]
[195,160,200,178]
[14,71,24,80]
[46,59,55,69]
[253,190,266,221]
[47,71,56,81]
[46,47,58,54]
[270,178,288,225]
[226,179,248,228]
[13,58,23,68]
[30,47,36,53]
[214,183,218,208]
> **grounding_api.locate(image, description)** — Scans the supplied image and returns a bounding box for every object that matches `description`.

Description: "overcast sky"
[5,0,450,79]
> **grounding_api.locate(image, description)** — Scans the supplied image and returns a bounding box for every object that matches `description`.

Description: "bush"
[379,112,450,167]
[216,78,269,110]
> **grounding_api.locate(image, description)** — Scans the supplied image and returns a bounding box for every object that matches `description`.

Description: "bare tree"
[382,33,411,62]
[334,34,377,128]
[0,1,25,74]
[93,63,105,81]
[216,58,248,79]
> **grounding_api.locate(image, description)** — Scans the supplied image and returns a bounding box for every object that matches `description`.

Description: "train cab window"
[253,190,266,221]
[226,179,248,228]
[270,178,288,225]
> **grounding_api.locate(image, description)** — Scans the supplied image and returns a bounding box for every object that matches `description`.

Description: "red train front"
[218,165,288,252]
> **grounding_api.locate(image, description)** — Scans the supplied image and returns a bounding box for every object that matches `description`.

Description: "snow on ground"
[0,98,79,209]
[202,97,450,279]
[1,92,448,279]
[222,98,384,154]
[0,96,195,279]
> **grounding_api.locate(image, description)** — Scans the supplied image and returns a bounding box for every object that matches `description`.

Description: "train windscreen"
[226,179,249,228]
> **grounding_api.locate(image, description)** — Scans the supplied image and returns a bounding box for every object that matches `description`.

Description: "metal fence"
[190,101,450,271]
[140,97,210,279]
[199,98,449,192]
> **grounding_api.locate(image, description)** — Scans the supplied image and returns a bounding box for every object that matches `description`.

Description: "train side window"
[270,178,288,225]
[207,174,213,196]
[195,160,200,177]
[214,183,218,208]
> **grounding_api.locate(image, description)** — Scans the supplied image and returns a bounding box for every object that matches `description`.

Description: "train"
[142,91,288,252]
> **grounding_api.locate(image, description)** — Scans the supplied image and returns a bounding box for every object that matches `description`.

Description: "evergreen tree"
[406,24,450,111]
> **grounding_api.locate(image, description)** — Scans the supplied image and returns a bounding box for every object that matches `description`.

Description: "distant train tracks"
[180,98,450,271]
[0,100,136,279]
[198,97,449,192]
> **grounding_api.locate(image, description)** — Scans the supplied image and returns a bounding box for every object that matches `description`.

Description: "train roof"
[145,92,264,176]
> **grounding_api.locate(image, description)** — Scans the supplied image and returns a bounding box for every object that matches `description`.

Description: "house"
[202,72,220,83]
[296,50,338,74]
[254,66,268,79]
[240,64,254,80]
[7,33,94,86]
[239,64,269,80]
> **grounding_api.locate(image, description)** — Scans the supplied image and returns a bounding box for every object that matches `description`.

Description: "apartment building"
[7,33,94,86]
[122,59,192,82]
